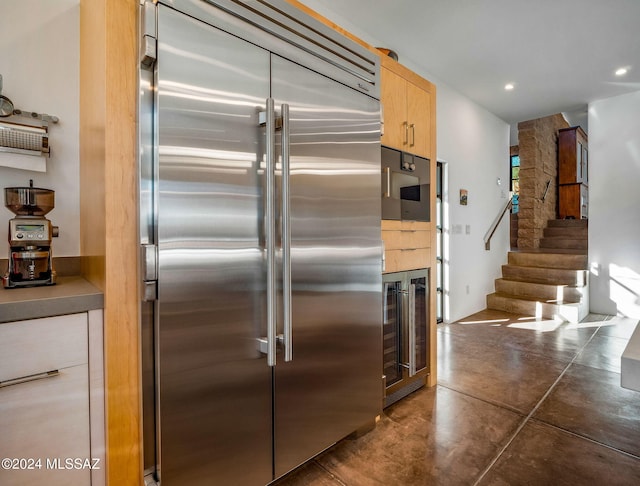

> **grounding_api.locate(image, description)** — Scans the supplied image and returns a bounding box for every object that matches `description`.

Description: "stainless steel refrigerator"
[139,1,382,484]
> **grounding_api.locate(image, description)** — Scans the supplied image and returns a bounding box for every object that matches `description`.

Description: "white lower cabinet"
[0,313,104,486]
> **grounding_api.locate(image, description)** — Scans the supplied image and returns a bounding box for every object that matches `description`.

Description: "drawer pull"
[0,370,59,389]
[400,248,418,251]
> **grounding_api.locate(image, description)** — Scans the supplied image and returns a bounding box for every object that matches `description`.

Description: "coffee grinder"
[3,180,58,288]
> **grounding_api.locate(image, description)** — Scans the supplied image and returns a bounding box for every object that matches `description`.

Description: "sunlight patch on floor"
[507,319,562,332]
[457,318,510,325]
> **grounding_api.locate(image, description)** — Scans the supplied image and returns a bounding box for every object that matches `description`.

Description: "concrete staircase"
[487,219,588,322]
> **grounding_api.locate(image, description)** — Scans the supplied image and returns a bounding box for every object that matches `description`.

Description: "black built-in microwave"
[381,146,430,221]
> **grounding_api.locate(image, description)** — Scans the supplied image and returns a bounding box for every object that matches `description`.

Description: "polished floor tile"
[478,421,640,486]
[533,363,640,457]
[273,461,344,486]
[314,385,522,486]
[573,332,628,373]
[277,311,640,486]
[442,309,599,364]
[438,329,567,414]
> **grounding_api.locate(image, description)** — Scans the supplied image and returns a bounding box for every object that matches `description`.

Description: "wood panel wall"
[80,1,141,484]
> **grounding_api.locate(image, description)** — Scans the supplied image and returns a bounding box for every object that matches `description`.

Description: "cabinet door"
[381,66,408,150]
[580,184,589,219]
[383,279,403,387]
[0,314,91,486]
[558,130,577,184]
[0,365,91,486]
[407,82,431,159]
[409,273,428,374]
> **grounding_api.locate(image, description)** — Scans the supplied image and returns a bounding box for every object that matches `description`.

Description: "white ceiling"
[301,0,640,128]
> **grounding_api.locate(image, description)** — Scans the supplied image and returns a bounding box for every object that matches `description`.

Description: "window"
[436,161,443,323]
[510,154,520,213]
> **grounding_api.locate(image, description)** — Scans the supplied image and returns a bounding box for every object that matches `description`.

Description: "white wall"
[437,84,510,322]
[301,1,511,322]
[0,0,80,258]
[588,90,640,319]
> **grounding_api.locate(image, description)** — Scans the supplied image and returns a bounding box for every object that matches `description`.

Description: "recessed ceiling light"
[615,68,628,76]
[505,83,515,91]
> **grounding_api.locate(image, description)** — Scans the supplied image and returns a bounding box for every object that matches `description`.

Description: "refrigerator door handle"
[266,97,277,367]
[408,282,416,377]
[281,103,293,362]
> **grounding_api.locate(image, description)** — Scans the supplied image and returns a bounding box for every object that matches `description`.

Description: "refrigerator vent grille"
[203,0,379,93]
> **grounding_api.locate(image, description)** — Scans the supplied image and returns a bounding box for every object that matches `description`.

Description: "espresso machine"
[3,180,58,288]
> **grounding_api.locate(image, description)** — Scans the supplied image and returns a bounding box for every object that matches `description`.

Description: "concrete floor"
[274,310,640,485]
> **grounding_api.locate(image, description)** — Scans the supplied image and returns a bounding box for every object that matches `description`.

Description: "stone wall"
[517,114,570,248]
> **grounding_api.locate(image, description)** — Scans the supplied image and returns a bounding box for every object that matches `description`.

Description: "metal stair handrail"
[484,192,513,250]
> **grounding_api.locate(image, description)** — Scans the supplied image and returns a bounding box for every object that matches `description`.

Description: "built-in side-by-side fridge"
[139,1,383,485]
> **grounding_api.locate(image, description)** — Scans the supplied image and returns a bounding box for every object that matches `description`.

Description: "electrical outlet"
[466,285,470,294]
[465,224,470,235]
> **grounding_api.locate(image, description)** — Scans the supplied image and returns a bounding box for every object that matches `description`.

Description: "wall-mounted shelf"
[0,120,50,157]
[0,74,58,159]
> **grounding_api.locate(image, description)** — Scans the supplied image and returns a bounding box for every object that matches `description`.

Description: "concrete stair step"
[501,265,588,286]
[547,219,588,228]
[540,237,588,250]
[490,217,590,324]
[508,251,588,270]
[516,248,589,254]
[543,226,588,238]
[486,292,586,323]
[495,278,584,303]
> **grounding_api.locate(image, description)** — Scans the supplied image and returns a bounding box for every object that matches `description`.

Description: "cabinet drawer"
[383,229,431,250]
[381,220,429,231]
[0,364,90,486]
[385,248,430,273]
[0,314,87,383]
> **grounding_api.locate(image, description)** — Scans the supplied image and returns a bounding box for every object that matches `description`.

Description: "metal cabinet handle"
[408,283,416,376]
[409,123,415,147]
[281,103,292,363]
[383,167,391,198]
[382,282,389,320]
[0,370,59,388]
[403,121,409,145]
[265,98,277,367]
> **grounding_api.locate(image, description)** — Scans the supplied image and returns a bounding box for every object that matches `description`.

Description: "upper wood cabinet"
[558,126,588,185]
[380,56,434,159]
[558,126,588,219]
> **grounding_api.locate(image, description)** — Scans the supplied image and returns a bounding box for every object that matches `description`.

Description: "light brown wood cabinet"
[380,58,433,159]
[379,53,437,387]
[382,220,431,273]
